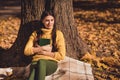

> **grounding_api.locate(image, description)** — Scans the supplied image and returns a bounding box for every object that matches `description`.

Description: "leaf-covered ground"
[0,17,20,49]
[0,2,120,80]
[74,7,120,80]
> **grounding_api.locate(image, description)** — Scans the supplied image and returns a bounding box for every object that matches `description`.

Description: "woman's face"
[42,15,54,29]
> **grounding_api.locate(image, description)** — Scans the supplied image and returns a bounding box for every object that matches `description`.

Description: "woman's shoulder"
[56,30,64,37]
[29,31,37,38]
[56,30,63,34]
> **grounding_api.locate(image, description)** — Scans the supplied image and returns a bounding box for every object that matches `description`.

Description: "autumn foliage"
[0,1,120,80]
[74,2,120,79]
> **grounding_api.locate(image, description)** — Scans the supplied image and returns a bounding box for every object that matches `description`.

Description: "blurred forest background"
[0,0,120,80]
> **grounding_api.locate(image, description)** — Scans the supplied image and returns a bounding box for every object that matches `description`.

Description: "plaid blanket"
[46,56,94,80]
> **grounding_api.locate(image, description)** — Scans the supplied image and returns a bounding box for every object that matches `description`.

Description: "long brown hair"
[36,10,57,52]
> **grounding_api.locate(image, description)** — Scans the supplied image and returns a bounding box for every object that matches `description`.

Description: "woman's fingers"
[41,45,52,52]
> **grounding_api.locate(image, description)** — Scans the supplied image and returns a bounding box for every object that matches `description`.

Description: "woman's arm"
[51,30,66,60]
[37,31,66,59]
[42,31,66,61]
[24,32,41,55]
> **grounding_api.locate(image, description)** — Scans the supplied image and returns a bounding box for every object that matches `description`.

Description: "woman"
[24,10,66,80]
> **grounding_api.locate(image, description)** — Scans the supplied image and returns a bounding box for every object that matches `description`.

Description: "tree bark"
[0,0,45,67]
[0,0,90,77]
[52,0,90,58]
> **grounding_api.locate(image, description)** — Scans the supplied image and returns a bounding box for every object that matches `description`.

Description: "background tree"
[0,0,90,74]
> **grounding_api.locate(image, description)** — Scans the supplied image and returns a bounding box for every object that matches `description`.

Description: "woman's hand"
[32,44,52,55]
[40,51,55,58]
[38,45,54,57]
[32,44,42,53]
[41,45,52,52]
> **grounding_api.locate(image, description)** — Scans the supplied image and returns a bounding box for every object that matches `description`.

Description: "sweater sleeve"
[24,32,37,56]
[53,30,66,61]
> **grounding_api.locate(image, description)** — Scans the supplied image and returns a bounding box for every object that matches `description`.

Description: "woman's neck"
[41,28,53,34]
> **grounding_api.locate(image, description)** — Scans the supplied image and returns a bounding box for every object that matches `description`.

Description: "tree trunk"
[0,0,90,72]
[0,0,45,67]
[52,0,90,58]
